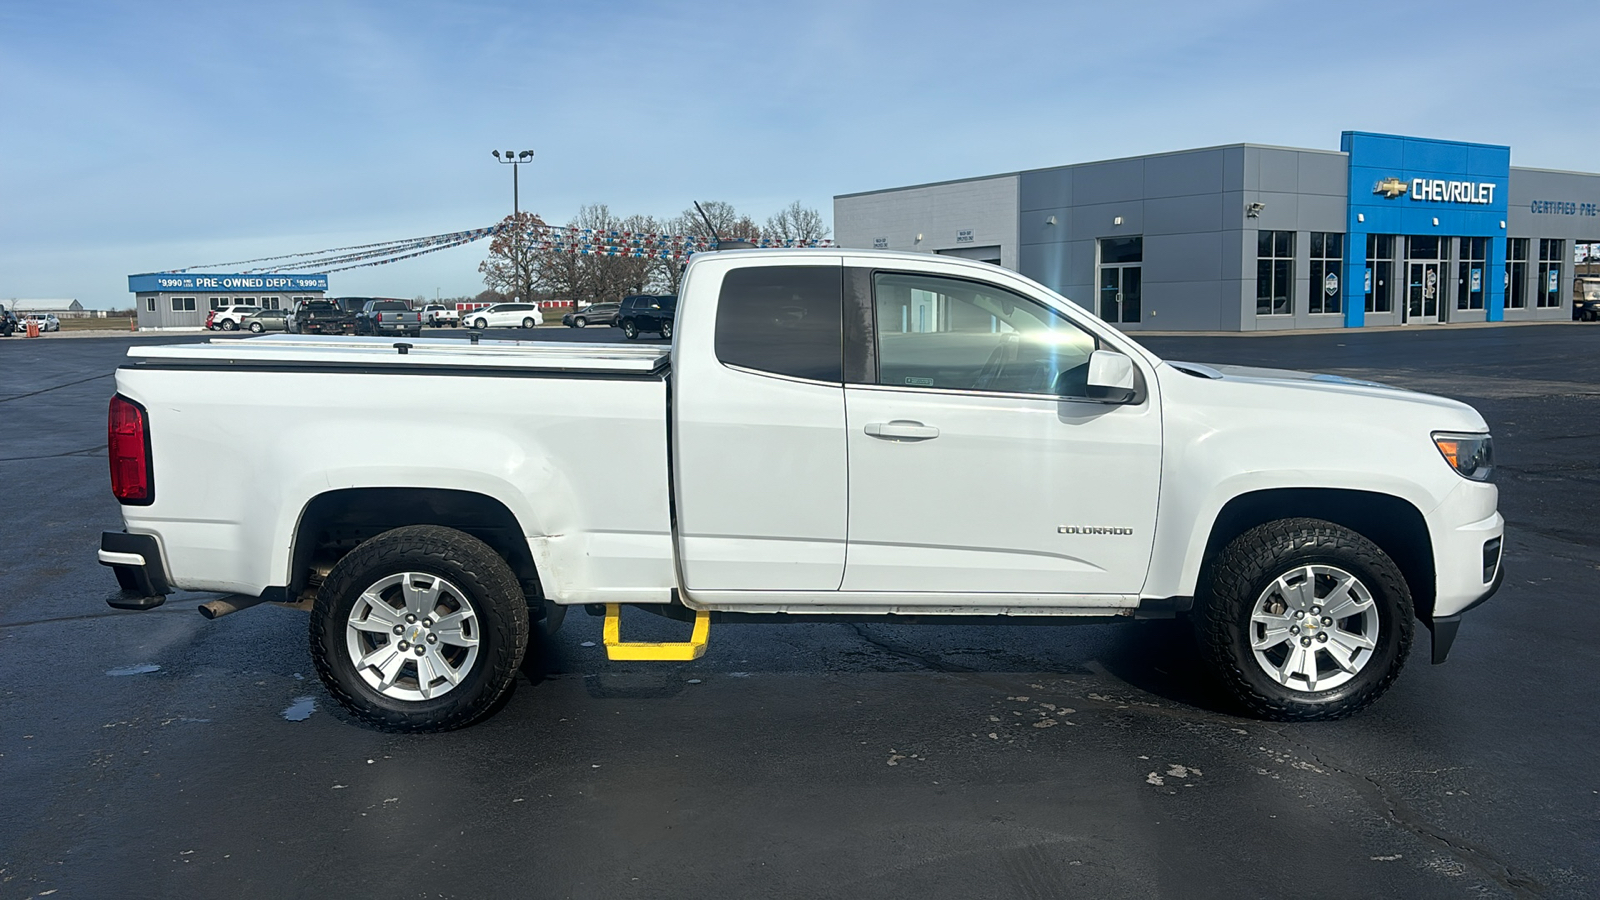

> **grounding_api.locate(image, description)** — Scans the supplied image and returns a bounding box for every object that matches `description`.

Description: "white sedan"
[22,313,61,332]
[464,303,544,329]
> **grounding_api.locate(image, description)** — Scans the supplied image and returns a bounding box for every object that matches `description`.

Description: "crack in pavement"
[848,623,977,673]
[1260,724,1548,898]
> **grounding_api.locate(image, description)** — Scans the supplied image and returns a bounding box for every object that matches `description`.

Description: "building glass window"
[1256,230,1294,316]
[1366,234,1395,313]
[261,296,281,310]
[171,297,196,311]
[209,297,227,310]
[1308,232,1343,315]
[1456,237,1486,311]
[1096,236,1142,324]
[145,297,156,312]
[1506,239,1529,309]
[1537,239,1564,308]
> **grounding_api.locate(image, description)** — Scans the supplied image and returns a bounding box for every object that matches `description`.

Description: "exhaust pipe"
[198,594,270,620]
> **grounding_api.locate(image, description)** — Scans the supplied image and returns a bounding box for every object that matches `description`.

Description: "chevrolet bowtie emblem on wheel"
[1373,177,1409,199]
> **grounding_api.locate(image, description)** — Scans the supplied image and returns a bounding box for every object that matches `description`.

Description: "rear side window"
[715,265,842,383]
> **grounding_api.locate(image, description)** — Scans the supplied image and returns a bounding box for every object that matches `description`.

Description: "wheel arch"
[288,488,542,604]
[1199,488,1436,621]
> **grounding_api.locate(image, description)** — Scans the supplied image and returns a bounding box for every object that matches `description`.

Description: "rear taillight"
[108,395,153,505]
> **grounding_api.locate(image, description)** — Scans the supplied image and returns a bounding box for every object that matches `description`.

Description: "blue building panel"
[1341,132,1509,327]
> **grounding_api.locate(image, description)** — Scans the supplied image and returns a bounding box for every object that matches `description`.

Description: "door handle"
[864,420,940,441]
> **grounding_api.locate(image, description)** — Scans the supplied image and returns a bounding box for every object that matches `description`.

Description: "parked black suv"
[618,295,676,340]
[0,304,17,337]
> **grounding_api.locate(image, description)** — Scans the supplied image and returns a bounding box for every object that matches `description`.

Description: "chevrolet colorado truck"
[98,249,1503,732]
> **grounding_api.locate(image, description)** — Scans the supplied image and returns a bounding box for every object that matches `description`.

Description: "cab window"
[715,266,843,382]
[872,272,1098,397]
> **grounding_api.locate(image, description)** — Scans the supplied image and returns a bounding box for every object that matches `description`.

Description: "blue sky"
[3,0,1594,307]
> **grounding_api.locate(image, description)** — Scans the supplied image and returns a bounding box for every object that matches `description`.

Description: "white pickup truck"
[99,249,1503,732]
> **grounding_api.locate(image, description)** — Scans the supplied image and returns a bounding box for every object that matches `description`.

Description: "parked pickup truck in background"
[356,299,423,337]
[100,248,1502,733]
[289,299,354,335]
[423,304,460,327]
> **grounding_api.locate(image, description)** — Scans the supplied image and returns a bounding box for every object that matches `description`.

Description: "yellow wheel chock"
[602,604,710,661]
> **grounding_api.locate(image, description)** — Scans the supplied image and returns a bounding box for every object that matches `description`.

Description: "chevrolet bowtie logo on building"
[1373,177,1409,199]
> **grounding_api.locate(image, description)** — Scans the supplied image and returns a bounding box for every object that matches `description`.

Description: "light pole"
[491,149,534,216]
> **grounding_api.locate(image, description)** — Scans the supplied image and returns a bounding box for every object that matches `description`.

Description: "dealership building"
[834,132,1600,331]
[128,273,329,329]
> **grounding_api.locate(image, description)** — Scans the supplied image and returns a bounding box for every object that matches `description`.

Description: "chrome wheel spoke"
[1251,615,1296,651]
[402,575,443,618]
[1327,628,1376,654]
[351,599,403,633]
[432,609,478,648]
[415,655,437,699]
[1320,586,1372,621]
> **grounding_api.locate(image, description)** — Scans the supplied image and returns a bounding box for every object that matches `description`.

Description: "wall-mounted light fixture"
[1357,213,1365,223]
[1045,216,1057,226]
[1500,220,1507,229]
[1246,202,1265,218]
[1433,217,1440,226]
[1113,216,1123,226]
[915,233,923,242]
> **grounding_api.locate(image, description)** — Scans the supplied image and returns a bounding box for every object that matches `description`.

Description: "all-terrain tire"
[310,525,529,732]
[1197,518,1413,721]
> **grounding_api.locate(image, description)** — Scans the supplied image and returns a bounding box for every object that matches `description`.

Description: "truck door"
[671,259,848,591]
[841,266,1161,596]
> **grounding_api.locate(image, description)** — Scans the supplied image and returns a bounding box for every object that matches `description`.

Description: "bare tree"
[764,201,830,243]
[652,201,762,294]
[477,211,545,303]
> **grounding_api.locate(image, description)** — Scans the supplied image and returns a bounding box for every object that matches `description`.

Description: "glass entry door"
[1097,236,1143,324]
[1407,262,1440,323]
[1098,266,1141,324]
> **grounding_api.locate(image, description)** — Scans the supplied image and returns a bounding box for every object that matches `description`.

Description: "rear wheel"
[222,319,238,331]
[522,317,535,329]
[661,320,673,339]
[249,322,264,333]
[310,525,529,732]
[622,320,639,340]
[1197,518,1412,721]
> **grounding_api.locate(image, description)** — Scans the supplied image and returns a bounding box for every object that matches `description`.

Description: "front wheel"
[310,525,529,732]
[473,318,487,330]
[574,317,587,328]
[1196,518,1412,721]
[621,320,639,340]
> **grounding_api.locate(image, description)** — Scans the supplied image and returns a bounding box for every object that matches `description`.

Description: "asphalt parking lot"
[2,323,1597,899]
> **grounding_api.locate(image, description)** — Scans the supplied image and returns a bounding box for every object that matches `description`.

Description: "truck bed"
[114,333,676,604]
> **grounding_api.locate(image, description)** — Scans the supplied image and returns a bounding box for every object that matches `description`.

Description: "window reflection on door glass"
[873,272,1098,397]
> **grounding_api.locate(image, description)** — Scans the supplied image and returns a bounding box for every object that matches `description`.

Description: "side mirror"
[1085,350,1139,403]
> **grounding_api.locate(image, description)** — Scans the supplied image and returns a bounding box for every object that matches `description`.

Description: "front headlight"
[1432,432,1494,482]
